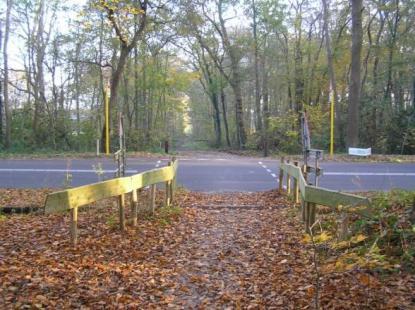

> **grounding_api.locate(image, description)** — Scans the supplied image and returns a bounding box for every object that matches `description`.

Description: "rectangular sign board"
[348,147,371,156]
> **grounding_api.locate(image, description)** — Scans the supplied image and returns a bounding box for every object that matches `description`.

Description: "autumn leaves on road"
[0,190,413,308]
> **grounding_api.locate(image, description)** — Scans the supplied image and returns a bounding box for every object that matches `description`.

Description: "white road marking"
[324,172,415,176]
[258,161,263,165]
[271,173,277,178]
[0,168,138,173]
[266,169,272,173]
[262,165,267,169]
[172,158,227,161]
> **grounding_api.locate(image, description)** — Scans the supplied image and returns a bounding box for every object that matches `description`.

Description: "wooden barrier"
[45,158,179,245]
[279,161,370,233]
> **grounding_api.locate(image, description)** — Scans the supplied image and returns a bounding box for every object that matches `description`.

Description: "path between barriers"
[0,190,410,308]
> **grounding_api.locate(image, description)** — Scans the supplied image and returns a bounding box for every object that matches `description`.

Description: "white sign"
[348,147,372,156]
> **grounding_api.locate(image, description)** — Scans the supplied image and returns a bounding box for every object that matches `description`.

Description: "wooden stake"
[309,203,316,232]
[304,202,310,233]
[165,161,172,207]
[294,161,299,203]
[131,190,138,227]
[71,207,78,246]
[339,212,349,240]
[150,184,156,214]
[279,157,284,192]
[119,194,125,231]
[301,199,306,222]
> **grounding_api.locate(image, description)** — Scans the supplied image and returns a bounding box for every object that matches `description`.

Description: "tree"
[346,0,363,148]
[3,0,13,148]
[95,0,148,144]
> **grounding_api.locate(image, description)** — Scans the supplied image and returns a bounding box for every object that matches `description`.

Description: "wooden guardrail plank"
[280,161,371,233]
[44,159,179,246]
[281,163,306,199]
[305,185,370,214]
[45,177,132,214]
[45,160,178,214]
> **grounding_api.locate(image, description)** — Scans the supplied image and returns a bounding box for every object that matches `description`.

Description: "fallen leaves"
[0,189,413,308]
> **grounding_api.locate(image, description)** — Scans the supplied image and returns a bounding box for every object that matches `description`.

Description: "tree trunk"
[0,18,3,145]
[217,0,247,148]
[74,41,82,149]
[252,0,262,132]
[3,0,13,148]
[134,44,139,132]
[262,48,270,157]
[212,93,222,147]
[322,0,339,146]
[346,0,363,148]
[221,86,231,147]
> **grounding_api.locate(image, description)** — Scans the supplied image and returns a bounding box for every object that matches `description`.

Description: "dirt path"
[165,192,312,307]
[0,190,413,308]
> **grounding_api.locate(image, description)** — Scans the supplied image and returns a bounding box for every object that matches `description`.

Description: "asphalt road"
[0,155,414,192]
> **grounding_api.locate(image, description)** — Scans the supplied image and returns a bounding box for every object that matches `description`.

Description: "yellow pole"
[330,84,334,158]
[104,88,110,155]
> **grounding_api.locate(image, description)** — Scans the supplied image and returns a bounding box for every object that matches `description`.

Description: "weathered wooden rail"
[45,158,178,245]
[279,158,370,233]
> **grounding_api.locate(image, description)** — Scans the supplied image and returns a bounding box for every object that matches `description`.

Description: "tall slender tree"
[346,0,363,147]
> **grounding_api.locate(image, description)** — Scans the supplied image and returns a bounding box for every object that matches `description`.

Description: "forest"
[0,0,414,155]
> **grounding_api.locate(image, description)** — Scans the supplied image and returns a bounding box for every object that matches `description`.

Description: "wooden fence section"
[279,159,370,233]
[44,158,178,245]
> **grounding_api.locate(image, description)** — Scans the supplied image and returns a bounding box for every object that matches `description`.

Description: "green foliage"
[268,111,301,154]
[315,190,415,272]
[155,205,183,227]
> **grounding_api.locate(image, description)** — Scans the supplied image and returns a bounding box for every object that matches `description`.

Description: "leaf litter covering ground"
[0,189,413,308]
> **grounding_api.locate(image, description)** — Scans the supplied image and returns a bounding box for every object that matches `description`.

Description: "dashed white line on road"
[262,165,267,169]
[266,169,272,173]
[271,173,277,178]
[258,161,263,165]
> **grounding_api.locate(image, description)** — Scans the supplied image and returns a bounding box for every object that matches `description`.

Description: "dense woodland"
[0,0,414,154]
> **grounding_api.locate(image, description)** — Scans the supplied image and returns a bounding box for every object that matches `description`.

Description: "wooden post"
[131,190,138,227]
[286,159,291,195]
[339,212,349,240]
[294,161,299,203]
[171,157,176,202]
[309,203,316,231]
[304,202,316,234]
[304,202,310,233]
[302,164,308,183]
[301,199,306,222]
[165,161,172,207]
[119,194,125,231]
[150,184,156,214]
[279,157,284,192]
[71,207,78,246]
